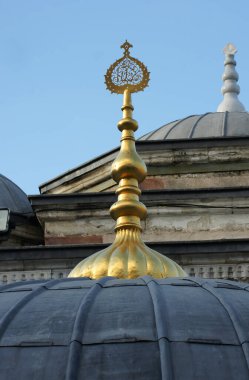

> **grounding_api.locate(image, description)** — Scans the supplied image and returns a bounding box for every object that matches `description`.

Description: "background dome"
[140,112,249,140]
[140,45,248,142]
[0,276,248,379]
[0,174,33,214]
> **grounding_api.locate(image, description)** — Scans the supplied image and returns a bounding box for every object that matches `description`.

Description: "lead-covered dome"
[140,112,249,140]
[0,174,33,215]
[0,276,249,379]
[141,43,248,141]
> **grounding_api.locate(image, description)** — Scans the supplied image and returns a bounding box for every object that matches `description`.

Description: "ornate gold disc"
[105,40,150,94]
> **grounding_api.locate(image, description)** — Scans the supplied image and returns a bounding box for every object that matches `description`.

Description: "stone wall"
[31,189,249,246]
[39,139,249,194]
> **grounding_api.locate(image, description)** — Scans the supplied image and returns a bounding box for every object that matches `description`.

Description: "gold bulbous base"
[68,228,186,279]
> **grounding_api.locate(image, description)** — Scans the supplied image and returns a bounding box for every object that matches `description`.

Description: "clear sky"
[0,0,248,194]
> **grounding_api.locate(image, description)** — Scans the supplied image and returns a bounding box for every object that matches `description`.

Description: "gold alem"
[69,41,186,279]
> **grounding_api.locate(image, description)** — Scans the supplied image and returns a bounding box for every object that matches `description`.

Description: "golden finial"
[105,40,150,94]
[68,42,186,279]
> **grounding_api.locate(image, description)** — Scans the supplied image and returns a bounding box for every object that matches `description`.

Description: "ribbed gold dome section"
[69,228,186,279]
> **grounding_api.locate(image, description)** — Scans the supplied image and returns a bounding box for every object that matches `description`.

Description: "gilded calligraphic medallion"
[105,40,150,94]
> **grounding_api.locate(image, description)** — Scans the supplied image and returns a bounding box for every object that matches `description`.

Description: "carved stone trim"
[1,264,249,284]
[184,263,249,282]
[0,269,71,285]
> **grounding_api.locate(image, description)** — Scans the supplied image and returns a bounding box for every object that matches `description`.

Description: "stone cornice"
[1,238,249,261]
[30,187,249,210]
[39,137,249,194]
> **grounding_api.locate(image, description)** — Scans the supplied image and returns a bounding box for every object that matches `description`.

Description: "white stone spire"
[217,43,246,112]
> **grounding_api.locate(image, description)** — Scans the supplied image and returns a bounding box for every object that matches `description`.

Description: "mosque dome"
[0,277,248,379]
[0,174,33,215]
[139,111,249,140]
[140,43,248,141]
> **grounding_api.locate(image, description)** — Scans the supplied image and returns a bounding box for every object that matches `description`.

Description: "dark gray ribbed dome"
[0,276,249,379]
[140,112,249,140]
[0,174,32,214]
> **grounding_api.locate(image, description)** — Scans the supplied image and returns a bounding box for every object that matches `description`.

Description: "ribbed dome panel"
[0,174,32,214]
[140,112,249,140]
[0,277,249,379]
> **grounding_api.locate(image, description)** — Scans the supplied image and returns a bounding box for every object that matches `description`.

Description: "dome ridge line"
[141,276,174,379]
[187,277,249,350]
[0,174,33,215]
[163,114,196,140]
[0,279,60,341]
[144,121,175,140]
[188,112,211,139]
[197,281,249,370]
[221,111,229,136]
[65,277,111,380]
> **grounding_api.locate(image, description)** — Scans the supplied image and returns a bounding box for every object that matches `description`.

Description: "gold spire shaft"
[110,89,147,232]
[68,42,186,279]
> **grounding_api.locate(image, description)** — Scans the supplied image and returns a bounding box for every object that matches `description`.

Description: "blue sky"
[0,0,248,194]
